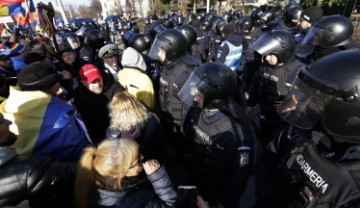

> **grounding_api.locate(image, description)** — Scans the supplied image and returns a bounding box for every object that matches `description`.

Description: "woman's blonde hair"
[109,91,150,132]
[75,138,139,208]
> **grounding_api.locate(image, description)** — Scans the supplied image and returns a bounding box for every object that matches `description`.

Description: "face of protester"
[266,54,278,66]
[62,51,76,65]
[103,55,118,68]
[0,113,17,146]
[81,78,104,94]
[125,154,144,177]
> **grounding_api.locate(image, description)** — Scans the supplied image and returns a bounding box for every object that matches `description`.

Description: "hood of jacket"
[121,47,147,72]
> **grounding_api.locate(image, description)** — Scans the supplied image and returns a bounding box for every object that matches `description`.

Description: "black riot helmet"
[250,30,296,65]
[282,3,300,19]
[177,24,197,46]
[279,50,360,143]
[163,13,170,20]
[259,10,275,25]
[84,29,105,51]
[196,12,206,22]
[216,19,227,34]
[201,19,211,31]
[283,5,303,27]
[240,17,255,32]
[76,24,95,40]
[65,32,81,50]
[296,15,354,57]
[178,62,237,109]
[251,8,264,26]
[55,29,70,46]
[205,12,216,23]
[222,12,233,23]
[128,33,151,54]
[187,12,196,24]
[149,22,167,37]
[175,14,184,26]
[235,10,243,19]
[145,16,151,25]
[122,30,134,47]
[148,29,187,62]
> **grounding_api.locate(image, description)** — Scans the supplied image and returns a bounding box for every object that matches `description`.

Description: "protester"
[118,47,155,110]
[75,138,177,208]
[0,61,91,162]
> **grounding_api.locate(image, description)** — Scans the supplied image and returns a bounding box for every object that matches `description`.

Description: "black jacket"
[247,59,303,124]
[0,154,76,208]
[89,167,177,208]
[73,70,123,145]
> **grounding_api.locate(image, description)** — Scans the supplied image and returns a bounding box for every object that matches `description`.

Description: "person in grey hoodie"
[117,47,156,111]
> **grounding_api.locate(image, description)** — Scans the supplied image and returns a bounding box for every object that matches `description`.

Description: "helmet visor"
[148,37,166,61]
[296,26,326,56]
[249,33,280,56]
[178,70,209,107]
[278,67,335,129]
[67,37,80,50]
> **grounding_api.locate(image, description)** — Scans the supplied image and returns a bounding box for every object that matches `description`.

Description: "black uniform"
[247,59,302,145]
[183,107,255,207]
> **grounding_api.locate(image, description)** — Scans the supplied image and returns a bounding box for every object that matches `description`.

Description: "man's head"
[178,62,237,109]
[298,6,323,31]
[79,64,103,94]
[148,29,188,63]
[61,48,76,65]
[17,61,62,96]
[0,113,16,146]
[99,44,118,68]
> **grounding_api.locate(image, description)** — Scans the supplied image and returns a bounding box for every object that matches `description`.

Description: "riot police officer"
[296,15,358,63]
[246,30,299,146]
[274,50,360,208]
[64,32,94,62]
[179,62,255,208]
[148,29,198,162]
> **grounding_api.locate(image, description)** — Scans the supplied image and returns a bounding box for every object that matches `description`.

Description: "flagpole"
[16,11,20,28]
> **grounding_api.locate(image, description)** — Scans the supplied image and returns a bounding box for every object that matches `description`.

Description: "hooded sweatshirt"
[117,47,155,110]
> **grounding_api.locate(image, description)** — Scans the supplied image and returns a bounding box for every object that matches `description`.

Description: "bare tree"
[90,0,103,19]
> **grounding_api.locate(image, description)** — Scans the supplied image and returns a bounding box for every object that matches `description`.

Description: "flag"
[0,86,91,162]
[23,0,35,27]
[0,3,22,16]
[0,0,25,7]
[26,0,35,12]
[12,6,26,26]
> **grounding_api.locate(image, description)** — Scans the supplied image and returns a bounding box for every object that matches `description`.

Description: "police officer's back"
[179,62,255,208]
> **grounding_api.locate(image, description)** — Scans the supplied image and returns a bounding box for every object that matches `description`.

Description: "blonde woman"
[75,138,177,208]
[107,92,164,161]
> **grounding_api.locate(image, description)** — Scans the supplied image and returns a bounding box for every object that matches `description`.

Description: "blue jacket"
[89,167,177,208]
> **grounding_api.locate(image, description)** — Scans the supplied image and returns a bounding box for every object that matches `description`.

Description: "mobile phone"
[177,185,197,208]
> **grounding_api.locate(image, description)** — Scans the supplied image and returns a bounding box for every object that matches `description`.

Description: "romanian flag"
[0,3,22,16]
[0,0,25,6]
[0,87,92,162]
